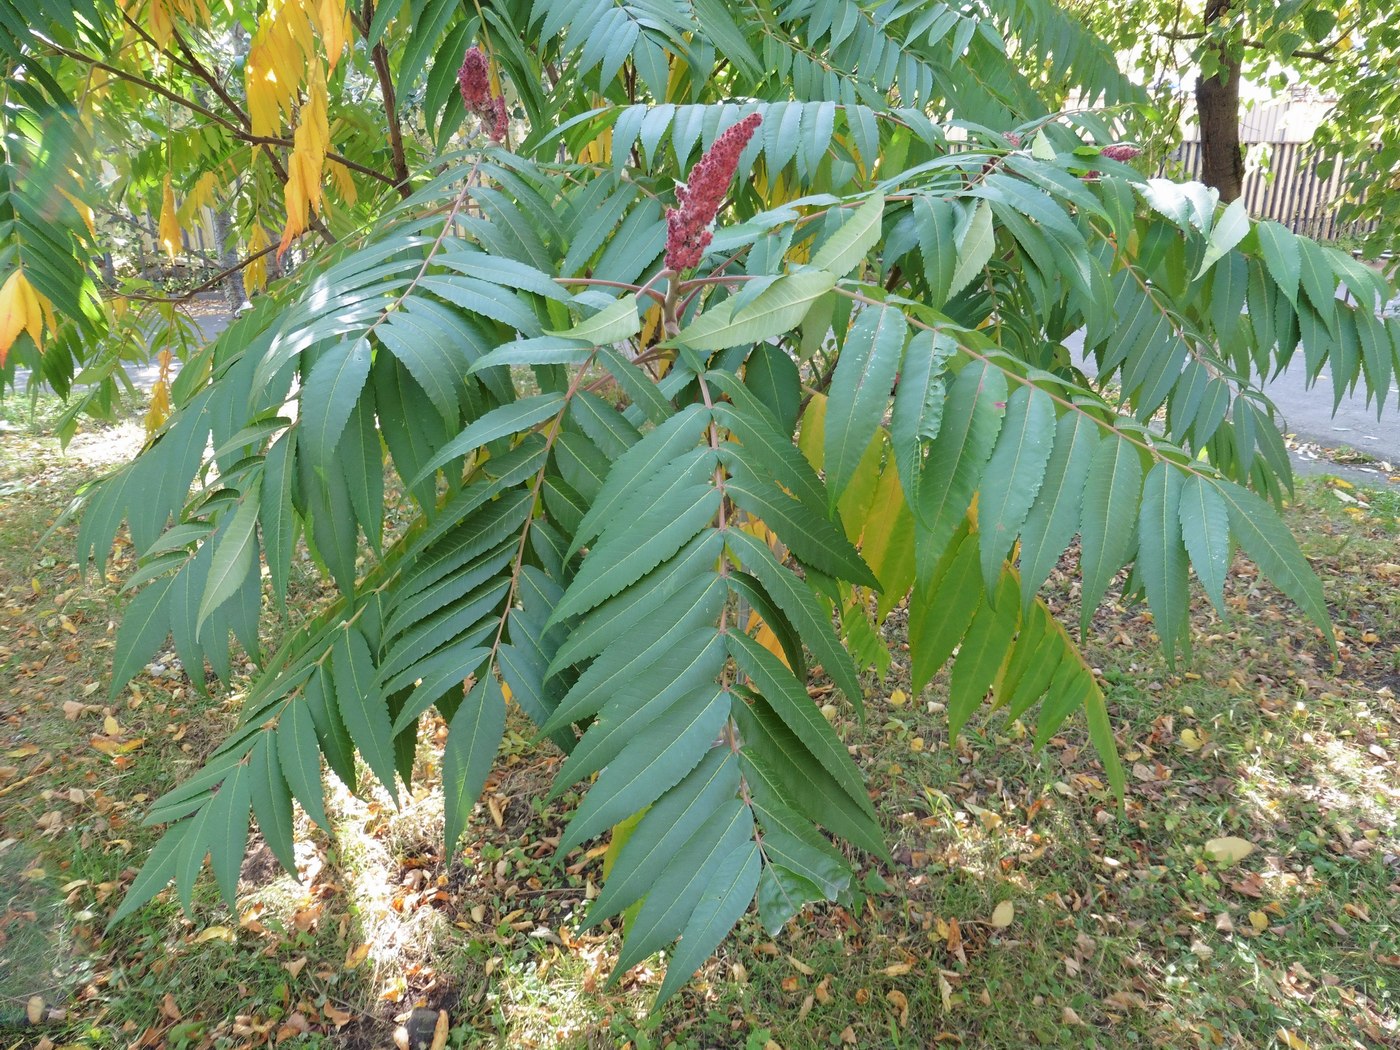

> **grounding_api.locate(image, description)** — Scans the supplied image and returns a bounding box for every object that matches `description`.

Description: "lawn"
[1,394,1396,1050]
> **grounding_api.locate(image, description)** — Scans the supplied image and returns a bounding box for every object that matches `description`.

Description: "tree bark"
[1195,0,1244,202]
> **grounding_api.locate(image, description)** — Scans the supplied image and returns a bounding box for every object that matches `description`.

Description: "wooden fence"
[1168,140,1376,242]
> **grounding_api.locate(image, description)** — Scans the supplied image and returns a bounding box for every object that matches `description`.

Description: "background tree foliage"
[1,0,1396,1000]
[1067,0,1399,255]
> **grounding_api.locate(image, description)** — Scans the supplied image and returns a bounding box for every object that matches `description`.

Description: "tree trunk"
[1195,0,1244,202]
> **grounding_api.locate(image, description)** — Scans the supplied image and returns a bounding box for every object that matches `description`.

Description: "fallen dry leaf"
[1204,836,1256,865]
[990,900,1015,928]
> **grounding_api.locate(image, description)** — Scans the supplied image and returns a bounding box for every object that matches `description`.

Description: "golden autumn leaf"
[0,269,54,366]
[158,174,182,261]
[244,224,270,296]
[315,0,352,70]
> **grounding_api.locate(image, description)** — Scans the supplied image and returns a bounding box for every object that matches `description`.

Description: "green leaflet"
[948,571,1018,739]
[1178,472,1231,617]
[277,698,330,830]
[549,483,722,625]
[569,403,713,555]
[586,747,741,928]
[653,841,761,1004]
[977,384,1056,596]
[912,195,959,307]
[1078,437,1143,634]
[1195,199,1250,279]
[889,329,956,506]
[1213,478,1335,652]
[111,572,176,699]
[298,338,372,469]
[412,393,566,486]
[609,801,755,980]
[1256,220,1301,306]
[909,529,979,693]
[912,360,1008,563]
[1138,462,1191,660]
[673,271,836,350]
[1017,410,1098,606]
[550,530,725,673]
[261,430,297,607]
[809,192,884,279]
[107,819,196,927]
[248,736,297,875]
[544,575,725,733]
[948,198,994,298]
[196,496,260,639]
[729,631,873,817]
[333,626,399,802]
[546,292,641,344]
[557,690,730,855]
[823,305,907,504]
[723,527,864,709]
[443,676,506,857]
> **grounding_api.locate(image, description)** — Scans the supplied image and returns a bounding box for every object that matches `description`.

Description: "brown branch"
[364,0,413,199]
[118,239,283,303]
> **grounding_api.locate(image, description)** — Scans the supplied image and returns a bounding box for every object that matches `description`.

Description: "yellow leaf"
[244,224,270,296]
[429,1010,450,1050]
[344,943,370,969]
[148,0,174,48]
[0,269,52,365]
[59,187,98,238]
[316,0,352,70]
[578,127,612,165]
[889,689,908,707]
[990,900,1014,928]
[1178,728,1205,750]
[1276,1029,1311,1050]
[26,996,44,1024]
[192,925,236,944]
[1249,910,1269,933]
[1204,836,1256,865]
[158,174,182,261]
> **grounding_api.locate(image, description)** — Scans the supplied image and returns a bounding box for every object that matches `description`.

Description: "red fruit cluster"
[1100,143,1141,162]
[664,112,763,271]
[457,46,508,143]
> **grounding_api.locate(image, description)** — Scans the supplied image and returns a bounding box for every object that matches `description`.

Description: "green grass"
[1,414,1396,1049]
